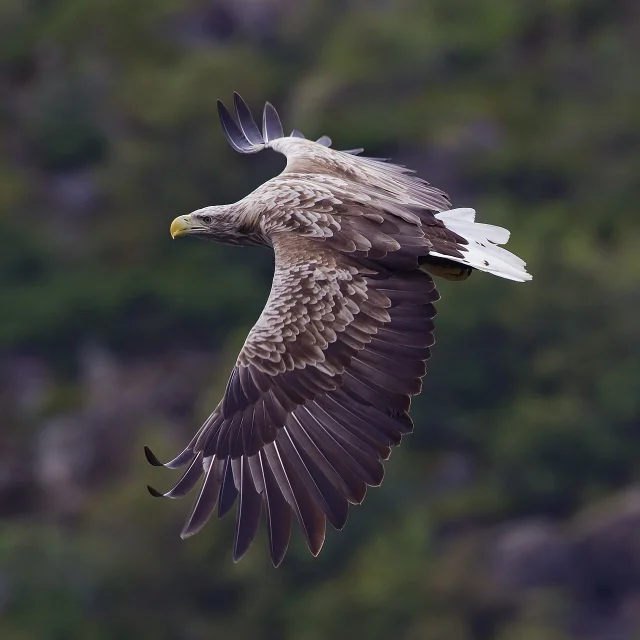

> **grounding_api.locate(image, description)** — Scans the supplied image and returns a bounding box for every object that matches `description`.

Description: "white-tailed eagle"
[146,93,531,566]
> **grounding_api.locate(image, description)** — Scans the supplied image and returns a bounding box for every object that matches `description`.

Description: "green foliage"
[0,0,639,638]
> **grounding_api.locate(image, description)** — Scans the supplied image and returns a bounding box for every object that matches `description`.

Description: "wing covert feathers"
[146,255,439,566]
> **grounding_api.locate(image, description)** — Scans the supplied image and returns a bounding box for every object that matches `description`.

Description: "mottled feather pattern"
[239,236,376,375]
[148,94,530,566]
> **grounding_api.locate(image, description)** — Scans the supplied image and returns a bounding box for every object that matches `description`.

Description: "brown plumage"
[148,93,531,566]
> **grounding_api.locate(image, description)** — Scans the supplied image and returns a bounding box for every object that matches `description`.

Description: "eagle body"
[150,94,531,566]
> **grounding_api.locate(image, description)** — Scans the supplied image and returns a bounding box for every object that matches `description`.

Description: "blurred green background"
[1,0,639,638]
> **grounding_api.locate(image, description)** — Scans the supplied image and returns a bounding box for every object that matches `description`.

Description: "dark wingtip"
[144,444,196,469]
[233,92,265,145]
[215,99,227,124]
[180,515,210,539]
[217,99,254,153]
[233,543,253,564]
[147,484,164,498]
[271,550,286,568]
[262,101,284,142]
[144,446,164,467]
[180,528,197,540]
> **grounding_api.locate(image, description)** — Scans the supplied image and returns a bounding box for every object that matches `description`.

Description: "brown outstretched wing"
[147,233,438,566]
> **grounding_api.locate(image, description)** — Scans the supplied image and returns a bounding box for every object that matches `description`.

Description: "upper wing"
[146,233,438,566]
[218,93,530,282]
[217,92,451,213]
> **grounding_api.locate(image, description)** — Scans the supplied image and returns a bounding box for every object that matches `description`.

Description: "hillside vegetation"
[0,1,639,638]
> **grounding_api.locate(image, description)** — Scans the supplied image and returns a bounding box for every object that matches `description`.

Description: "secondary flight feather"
[147,93,531,566]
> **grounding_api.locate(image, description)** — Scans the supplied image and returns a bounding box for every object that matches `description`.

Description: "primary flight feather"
[147,93,531,566]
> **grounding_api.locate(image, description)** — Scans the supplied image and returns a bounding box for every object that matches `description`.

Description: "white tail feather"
[438,207,475,222]
[434,208,532,282]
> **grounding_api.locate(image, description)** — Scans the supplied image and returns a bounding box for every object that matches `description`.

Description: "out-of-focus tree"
[0,0,639,638]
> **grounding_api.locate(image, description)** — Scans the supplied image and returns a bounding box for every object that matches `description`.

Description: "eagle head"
[170,206,246,243]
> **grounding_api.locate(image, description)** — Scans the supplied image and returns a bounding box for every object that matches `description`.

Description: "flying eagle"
[146,93,531,566]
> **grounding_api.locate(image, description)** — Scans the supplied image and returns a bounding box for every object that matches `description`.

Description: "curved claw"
[147,484,165,497]
[342,148,365,155]
[233,92,264,145]
[290,129,305,138]
[316,135,332,147]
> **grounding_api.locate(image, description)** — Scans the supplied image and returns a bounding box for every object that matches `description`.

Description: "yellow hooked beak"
[170,215,191,239]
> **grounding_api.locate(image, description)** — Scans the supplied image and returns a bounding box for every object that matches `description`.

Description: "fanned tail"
[433,208,532,282]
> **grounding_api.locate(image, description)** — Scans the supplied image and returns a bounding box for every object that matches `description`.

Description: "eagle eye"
[201,215,212,224]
